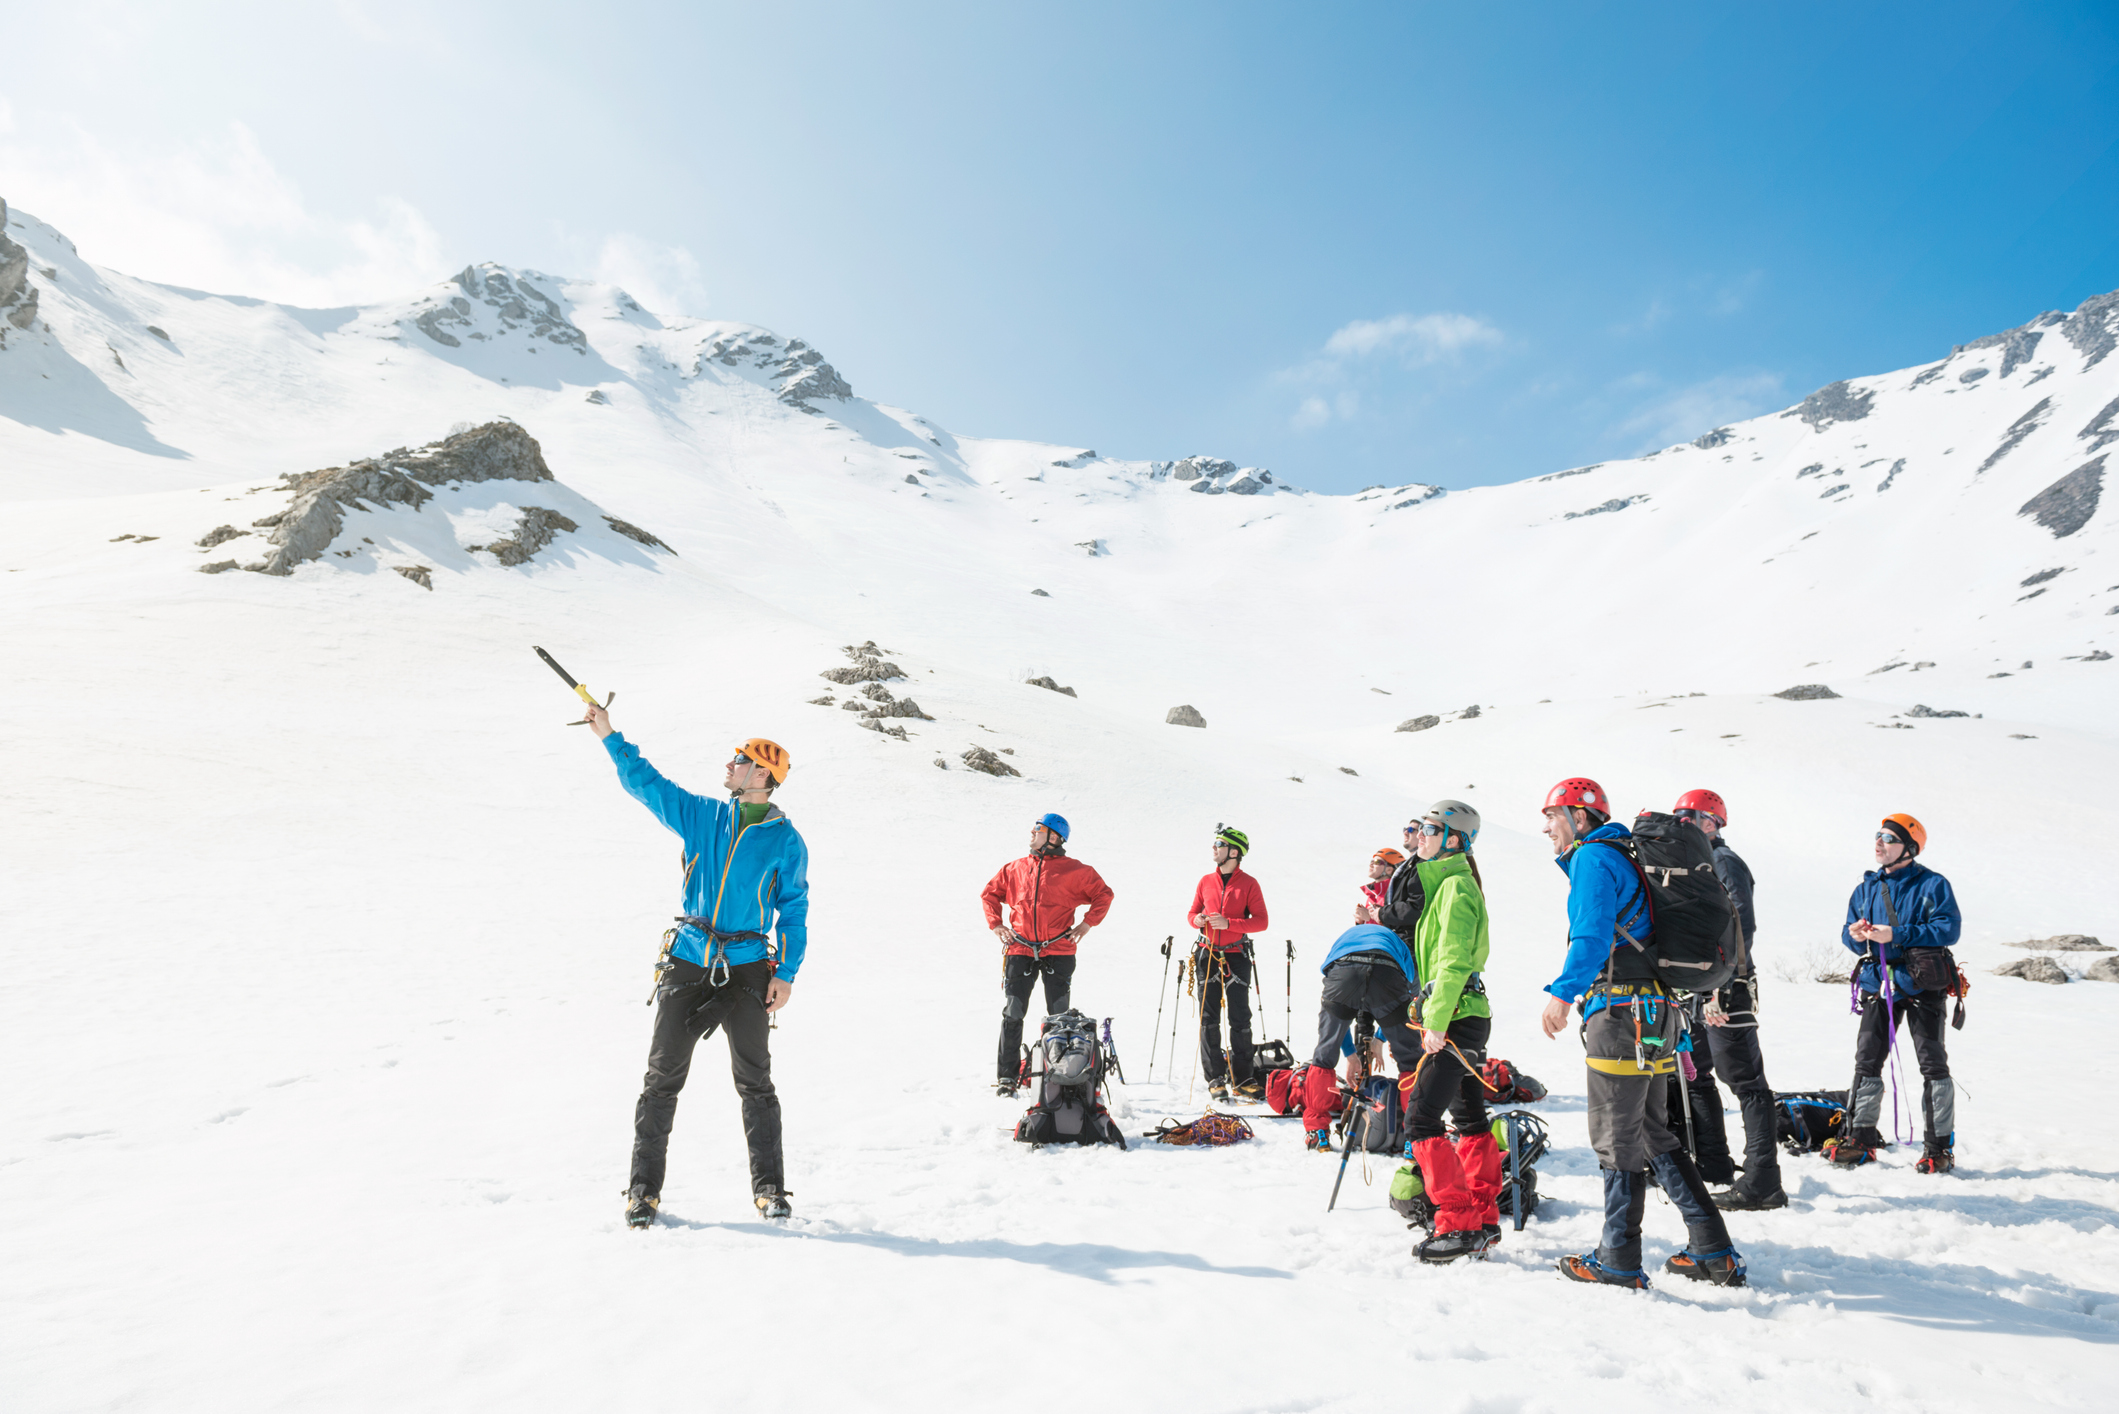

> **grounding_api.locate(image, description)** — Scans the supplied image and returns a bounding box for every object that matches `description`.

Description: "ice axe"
[535,645,615,724]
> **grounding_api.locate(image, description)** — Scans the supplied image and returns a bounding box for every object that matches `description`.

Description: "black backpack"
[1014,1010,1127,1149]
[1591,813,1743,994]
[1343,1074,1403,1153]
[1774,1090,1848,1155]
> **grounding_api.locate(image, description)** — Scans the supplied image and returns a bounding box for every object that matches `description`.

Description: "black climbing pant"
[631,957,783,1199]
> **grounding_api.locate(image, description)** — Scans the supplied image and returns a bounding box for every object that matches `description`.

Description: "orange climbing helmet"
[735,737,791,784]
[1372,847,1406,867]
[1880,812,1926,856]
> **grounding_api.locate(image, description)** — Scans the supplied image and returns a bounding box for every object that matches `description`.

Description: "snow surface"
[4,199,2118,1412]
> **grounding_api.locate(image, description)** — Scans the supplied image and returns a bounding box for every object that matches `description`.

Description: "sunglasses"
[1675,809,1723,826]
[1874,831,1903,845]
[1409,821,1447,837]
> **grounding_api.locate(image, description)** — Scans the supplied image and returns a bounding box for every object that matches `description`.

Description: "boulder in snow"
[1396,715,1441,733]
[394,565,434,591]
[1774,684,1841,700]
[1166,705,1206,728]
[2085,956,2119,983]
[1783,380,1876,431]
[469,507,578,566]
[1027,676,1077,698]
[2006,934,2109,951]
[1905,704,1968,718]
[1995,955,2070,984]
[961,746,1020,777]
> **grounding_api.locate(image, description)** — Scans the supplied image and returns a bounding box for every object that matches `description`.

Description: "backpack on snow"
[1494,1110,1549,1222]
[1346,1075,1403,1153]
[1014,1009,1127,1150]
[1479,1057,1548,1105]
[1250,1038,1297,1075]
[1774,1090,1848,1155]
[1589,813,1745,995]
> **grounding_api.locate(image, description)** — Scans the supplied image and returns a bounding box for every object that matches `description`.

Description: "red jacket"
[981,854,1115,957]
[1360,879,1388,914]
[1189,868,1269,951]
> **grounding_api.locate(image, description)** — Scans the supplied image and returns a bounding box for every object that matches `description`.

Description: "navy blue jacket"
[1841,861,1960,995]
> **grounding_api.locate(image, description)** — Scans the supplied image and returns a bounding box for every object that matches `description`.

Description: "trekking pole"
[1328,1015,1376,1211]
[1103,1018,1126,1085]
[1186,949,1202,1104]
[1284,940,1294,1052]
[1148,936,1174,1079]
[534,646,614,722]
[1507,1111,1527,1232]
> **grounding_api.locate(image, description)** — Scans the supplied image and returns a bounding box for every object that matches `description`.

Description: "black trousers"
[1196,946,1254,1084]
[998,953,1076,1080]
[1312,952,1424,1073]
[1851,988,1955,1147]
[631,957,782,1198]
[1688,986,1781,1193]
[1407,1015,1491,1142]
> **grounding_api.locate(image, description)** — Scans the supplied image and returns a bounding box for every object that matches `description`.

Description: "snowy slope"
[4,197,2117,1413]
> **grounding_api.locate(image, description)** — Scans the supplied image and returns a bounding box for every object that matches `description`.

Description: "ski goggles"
[1409,821,1448,836]
[1675,808,1724,827]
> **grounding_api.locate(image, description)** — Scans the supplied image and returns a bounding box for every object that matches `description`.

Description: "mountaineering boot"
[1664,1247,1748,1287]
[1414,1227,1486,1264]
[1734,1087,1785,1198]
[1558,1253,1649,1289]
[624,1184,659,1230]
[1824,1124,1881,1168]
[1714,1184,1788,1211]
[1476,1223,1502,1252]
[1916,1147,1955,1175]
[754,1186,793,1220]
[1208,1082,1232,1105]
[1233,1077,1266,1102]
[1305,1128,1334,1152]
[995,1080,1018,1099]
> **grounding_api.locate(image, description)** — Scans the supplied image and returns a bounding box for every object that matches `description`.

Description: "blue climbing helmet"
[1035,812,1070,841]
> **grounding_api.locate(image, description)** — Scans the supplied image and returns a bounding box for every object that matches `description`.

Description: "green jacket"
[1412,853,1491,1028]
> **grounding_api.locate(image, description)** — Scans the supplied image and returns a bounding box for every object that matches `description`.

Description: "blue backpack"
[1774,1090,1848,1155]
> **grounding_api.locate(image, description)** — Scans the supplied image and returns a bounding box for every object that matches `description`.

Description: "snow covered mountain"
[5,197,2116,1412]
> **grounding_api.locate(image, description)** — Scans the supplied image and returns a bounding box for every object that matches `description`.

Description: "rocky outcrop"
[1995,956,2069,984]
[2079,395,2119,453]
[601,515,672,553]
[857,683,933,720]
[1396,714,1441,733]
[1162,456,1278,495]
[0,198,38,333]
[820,642,904,685]
[1774,684,1840,700]
[2087,956,2119,983]
[1783,380,1875,432]
[961,746,1021,777]
[247,422,552,576]
[196,525,246,549]
[2019,456,2104,538]
[1166,705,1206,728]
[2005,934,2109,951]
[1564,495,1648,519]
[700,331,852,409]
[1980,398,2051,474]
[394,565,434,590]
[413,265,588,354]
[1693,427,1735,449]
[1028,676,1077,698]
[1905,704,1968,718]
[469,507,578,566]
[2061,290,2119,370]
[1956,311,2063,378]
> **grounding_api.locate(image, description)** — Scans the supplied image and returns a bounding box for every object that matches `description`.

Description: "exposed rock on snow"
[2061,289,2119,369]
[2018,457,2104,538]
[394,565,434,590]
[2080,395,2119,453]
[1165,704,1206,728]
[1905,704,1968,718]
[0,199,38,335]
[1980,398,2051,474]
[413,266,588,355]
[820,643,905,685]
[856,684,934,720]
[1163,456,1278,496]
[1030,588,1050,597]
[1693,427,1735,449]
[961,746,1020,776]
[702,331,852,409]
[1458,704,1482,720]
[1396,715,1441,732]
[1564,495,1647,519]
[1075,539,1107,556]
[469,507,578,566]
[1775,684,1841,700]
[1027,676,1077,698]
[2006,934,2110,951]
[585,389,609,405]
[1875,458,1906,492]
[1960,367,1989,384]
[1995,955,2070,984]
[1784,380,1875,431]
[198,560,238,574]
[601,515,672,553]
[2088,956,2119,983]
[858,718,910,739]
[196,525,245,548]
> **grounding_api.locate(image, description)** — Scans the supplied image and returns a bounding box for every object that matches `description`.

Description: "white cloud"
[1613,372,1787,449]
[593,234,710,320]
[0,115,444,306]
[1322,311,1502,362]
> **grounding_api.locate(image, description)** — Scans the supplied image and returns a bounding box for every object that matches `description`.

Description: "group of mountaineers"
[570,691,1965,1294]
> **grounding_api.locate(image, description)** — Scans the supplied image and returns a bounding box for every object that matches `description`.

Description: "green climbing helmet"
[1214,823,1250,856]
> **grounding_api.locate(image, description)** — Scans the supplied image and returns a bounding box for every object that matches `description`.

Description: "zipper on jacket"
[710,812,781,931]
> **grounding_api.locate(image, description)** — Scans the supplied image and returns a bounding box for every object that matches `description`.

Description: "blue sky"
[5,1,2116,491]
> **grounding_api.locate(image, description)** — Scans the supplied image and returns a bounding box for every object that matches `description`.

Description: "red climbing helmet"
[1674,788,1728,826]
[1544,777,1610,816]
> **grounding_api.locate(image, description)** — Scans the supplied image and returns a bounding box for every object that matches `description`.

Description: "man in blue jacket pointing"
[585,701,810,1228]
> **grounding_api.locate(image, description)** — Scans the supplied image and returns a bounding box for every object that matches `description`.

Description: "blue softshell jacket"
[603,732,811,980]
[1546,822,1651,1012]
[1841,861,1960,995]
[1320,923,1420,985]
